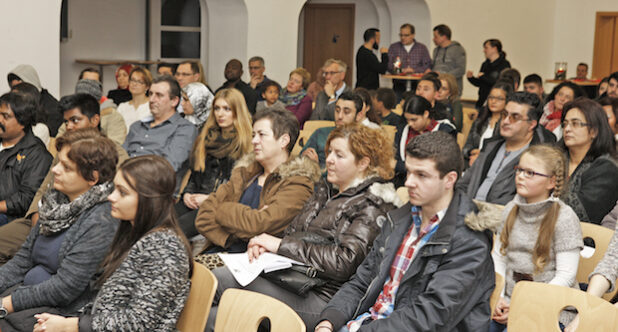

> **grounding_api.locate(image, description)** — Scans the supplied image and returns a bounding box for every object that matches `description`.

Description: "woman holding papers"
[206,124,403,331]
[34,155,193,332]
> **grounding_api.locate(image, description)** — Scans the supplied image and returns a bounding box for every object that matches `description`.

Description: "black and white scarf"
[38,182,114,236]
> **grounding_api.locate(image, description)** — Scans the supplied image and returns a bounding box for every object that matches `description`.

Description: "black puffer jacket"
[182,156,235,196]
[277,176,402,300]
[0,129,52,220]
[320,190,495,332]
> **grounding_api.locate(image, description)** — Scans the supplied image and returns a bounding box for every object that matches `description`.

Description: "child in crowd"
[373,87,404,129]
[491,145,583,332]
[255,80,284,113]
[523,74,546,104]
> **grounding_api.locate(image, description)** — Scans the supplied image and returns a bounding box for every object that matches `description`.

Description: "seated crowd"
[0,23,617,332]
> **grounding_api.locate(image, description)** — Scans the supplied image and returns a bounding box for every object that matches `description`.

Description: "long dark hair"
[475,81,514,135]
[97,155,193,286]
[559,97,617,160]
[354,87,381,125]
[547,81,585,105]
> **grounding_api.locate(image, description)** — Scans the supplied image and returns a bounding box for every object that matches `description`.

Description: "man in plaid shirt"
[387,23,432,99]
[316,132,494,332]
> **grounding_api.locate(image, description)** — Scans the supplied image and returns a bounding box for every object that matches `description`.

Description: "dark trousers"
[174,201,199,238]
[0,217,33,266]
[205,267,328,332]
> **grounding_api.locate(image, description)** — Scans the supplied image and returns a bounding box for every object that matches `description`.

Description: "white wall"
[60,0,146,97]
[551,0,618,79]
[0,1,62,97]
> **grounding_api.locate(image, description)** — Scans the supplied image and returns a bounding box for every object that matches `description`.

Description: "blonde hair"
[499,145,567,274]
[191,89,253,171]
[325,124,394,180]
[438,73,459,101]
[290,68,311,89]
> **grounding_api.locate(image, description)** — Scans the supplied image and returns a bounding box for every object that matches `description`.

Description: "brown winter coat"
[195,153,321,248]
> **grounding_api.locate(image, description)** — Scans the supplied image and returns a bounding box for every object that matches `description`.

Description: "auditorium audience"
[316,131,494,332]
[541,81,584,139]
[499,68,521,91]
[353,87,381,129]
[106,64,133,105]
[356,28,388,90]
[215,59,258,114]
[116,67,152,131]
[302,92,363,167]
[393,95,456,186]
[78,68,100,82]
[311,59,351,121]
[181,82,214,128]
[597,77,609,98]
[279,68,313,127]
[0,92,52,224]
[415,74,450,121]
[607,71,618,98]
[7,64,62,136]
[11,82,50,147]
[174,60,206,88]
[123,75,197,191]
[491,145,583,332]
[467,39,511,109]
[437,72,463,131]
[157,62,175,77]
[0,129,119,331]
[387,23,432,98]
[207,124,400,331]
[195,108,320,253]
[34,155,192,332]
[176,89,253,238]
[559,98,618,224]
[458,92,555,205]
[432,24,466,94]
[463,81,514,166]
[256,81,284,113]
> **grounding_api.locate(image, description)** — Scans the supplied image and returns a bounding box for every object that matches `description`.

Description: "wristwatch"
[0,305,7,319]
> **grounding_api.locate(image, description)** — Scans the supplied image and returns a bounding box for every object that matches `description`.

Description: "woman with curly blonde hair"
[175,88,253,238]
[206,124,403,331]
[490,144,583,332]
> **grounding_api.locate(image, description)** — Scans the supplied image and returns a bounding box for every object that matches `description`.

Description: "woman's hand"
[469,149,480,166]
[183,193,198,210]
[315,320,335,331]
[492,297,510,324]
[33,313,79,332]
[192,194,209,207]
[247,233,282,262]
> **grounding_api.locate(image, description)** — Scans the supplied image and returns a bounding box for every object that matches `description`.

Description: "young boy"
[256,80,285,112]
[523,74,546,103]
[374,87,404,129]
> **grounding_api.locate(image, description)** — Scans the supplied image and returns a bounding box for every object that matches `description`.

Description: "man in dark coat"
[215,59,258,114]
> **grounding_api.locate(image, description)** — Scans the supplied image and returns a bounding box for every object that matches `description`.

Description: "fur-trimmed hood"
[343,176,405,208]
[464,199,505,233]
[233,152,321,183]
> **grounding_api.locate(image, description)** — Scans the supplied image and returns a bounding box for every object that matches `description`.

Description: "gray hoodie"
[432,41,466,93]
[8,64,42,91]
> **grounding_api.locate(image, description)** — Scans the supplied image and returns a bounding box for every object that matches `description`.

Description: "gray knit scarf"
[38,182,114,236]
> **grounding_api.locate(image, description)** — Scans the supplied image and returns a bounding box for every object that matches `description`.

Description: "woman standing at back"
[467,39,511,109]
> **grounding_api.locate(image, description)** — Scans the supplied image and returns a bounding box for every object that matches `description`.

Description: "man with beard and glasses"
[355,28,388,90]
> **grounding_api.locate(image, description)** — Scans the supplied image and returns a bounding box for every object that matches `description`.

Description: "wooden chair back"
[508,281,618,331]
[292,130,312,156]
[577,222,617,301]
[303,120,335,133]
[214,289,306,332]
[176,262,218,332]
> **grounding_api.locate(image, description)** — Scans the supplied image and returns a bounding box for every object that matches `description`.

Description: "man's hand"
[380,47,388,54]
[466,70,474,78]
[302,148,319,162]
[324,81,336,98]
[402,67,414,74]
[315,320,335,332]
[492,297,510,325]
[250,74,261,89]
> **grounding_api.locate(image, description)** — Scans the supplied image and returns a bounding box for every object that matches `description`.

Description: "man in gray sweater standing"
[432,24,466,95]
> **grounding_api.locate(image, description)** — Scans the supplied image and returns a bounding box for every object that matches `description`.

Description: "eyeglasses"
[561,119,589,129]
[399,33,412,37]
[322,71,342,77]
[501,110,529,123]
[487,96,506,102]
[175,72,194,77]
[129,78,146,85]
[249,66,263,71]
[514,166,550,178]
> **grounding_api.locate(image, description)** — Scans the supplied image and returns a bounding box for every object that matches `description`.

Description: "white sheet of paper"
[218,252,304,286]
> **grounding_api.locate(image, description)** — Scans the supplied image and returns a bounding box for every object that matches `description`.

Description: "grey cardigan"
[78,229,191,331]
[591,221,618,292]
[0,202,118,313]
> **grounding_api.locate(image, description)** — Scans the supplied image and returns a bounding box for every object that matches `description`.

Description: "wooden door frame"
[592,11,618,79]
[302,3,355,86]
